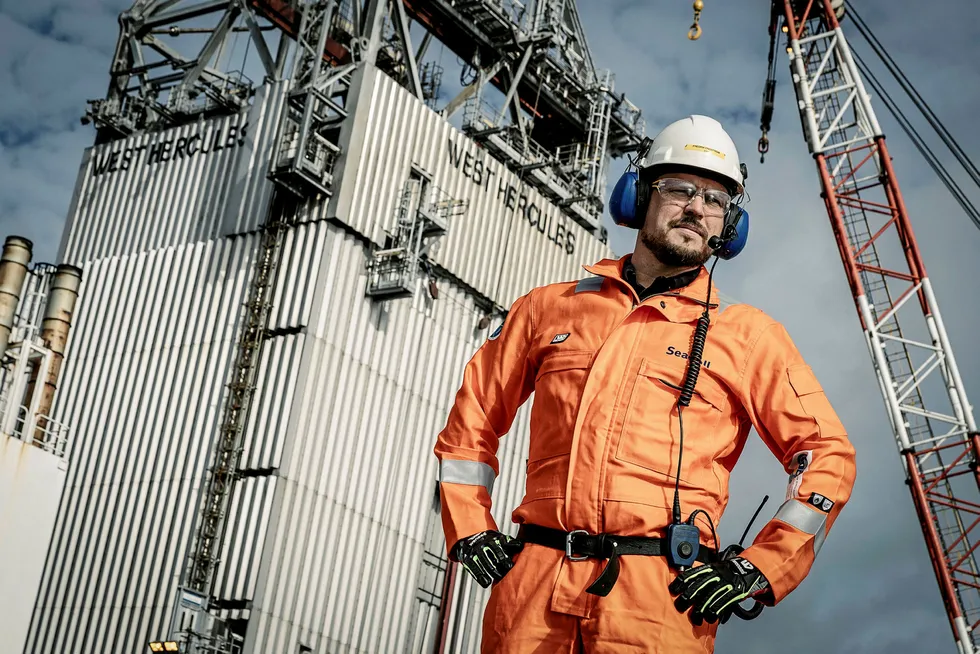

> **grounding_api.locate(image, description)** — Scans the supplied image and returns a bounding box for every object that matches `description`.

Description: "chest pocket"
[529,351,594,463]
[616,358,729,482]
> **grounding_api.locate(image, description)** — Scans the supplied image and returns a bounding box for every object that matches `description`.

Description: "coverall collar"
[621,257,700,301]
[583,255,720,309]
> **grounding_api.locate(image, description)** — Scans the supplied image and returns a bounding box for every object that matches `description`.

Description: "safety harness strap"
[518,524,719,597]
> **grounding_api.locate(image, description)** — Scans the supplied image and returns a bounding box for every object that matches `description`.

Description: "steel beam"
[170,7,239,105]
[360,0,388,65]
[497,43,535,125]
[141,0,230,29]
[240,0,278,78]
[391,0,424,99]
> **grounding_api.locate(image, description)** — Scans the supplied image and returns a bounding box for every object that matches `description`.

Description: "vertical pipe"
[0,236,33,362]
[273,20,292,79]
[435,560,458,654]
[31,264,83,444]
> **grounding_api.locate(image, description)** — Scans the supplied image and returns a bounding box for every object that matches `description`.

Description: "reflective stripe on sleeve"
[439,459,496,494]
[575,277,604,293]
[773,499,828,554]
[814,521,827,555]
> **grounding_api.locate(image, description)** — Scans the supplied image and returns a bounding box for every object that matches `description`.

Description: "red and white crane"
[767,1,980,651]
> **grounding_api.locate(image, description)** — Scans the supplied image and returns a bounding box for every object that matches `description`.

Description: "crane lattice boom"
[778,1,980,651]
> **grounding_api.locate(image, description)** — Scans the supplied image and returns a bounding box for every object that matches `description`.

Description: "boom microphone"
[708,223,739,250]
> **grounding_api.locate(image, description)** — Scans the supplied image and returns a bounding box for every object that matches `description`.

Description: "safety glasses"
[651,178,732,215]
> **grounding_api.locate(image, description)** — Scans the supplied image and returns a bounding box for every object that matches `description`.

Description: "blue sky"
[2,1,980,652]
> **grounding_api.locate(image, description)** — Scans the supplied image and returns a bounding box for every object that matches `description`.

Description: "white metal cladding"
[215,474,278,603]
[437,396,534,654]
[266,220,330,333]
[26,235,268,654]
[334,67,613,307]
[57,81,286,264]
[0,434,68,654]
[227,224,533,653]
[239,332,305,473]
[30,71,620,654]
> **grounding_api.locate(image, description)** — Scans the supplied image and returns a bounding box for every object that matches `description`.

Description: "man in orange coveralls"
[433,115,857,653]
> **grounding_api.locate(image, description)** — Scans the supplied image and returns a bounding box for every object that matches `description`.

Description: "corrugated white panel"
[58,82,286,264]
[240,332,306,472]
[335,68,612,308]
[27,235,263,654]
[32,66,620,654]
[267,221,328,334]
[216,474,278,602]
[240,225,535,654]
[0,435,67,654]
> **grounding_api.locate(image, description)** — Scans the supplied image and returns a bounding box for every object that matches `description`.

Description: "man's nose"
[684,195,706,218]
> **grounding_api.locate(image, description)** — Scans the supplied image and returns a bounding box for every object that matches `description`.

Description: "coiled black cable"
[678,313,711,408]
[671,258,720,526]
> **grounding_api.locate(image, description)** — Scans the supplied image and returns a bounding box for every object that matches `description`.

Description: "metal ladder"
[582,70,612,201]
[185,197,290,598]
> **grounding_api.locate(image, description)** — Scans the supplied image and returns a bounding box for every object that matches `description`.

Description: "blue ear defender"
[609,170,641,228]
[714,206,749,260]
[608,167,750,260]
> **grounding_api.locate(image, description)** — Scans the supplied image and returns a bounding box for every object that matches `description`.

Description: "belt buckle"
[566,529,590,561]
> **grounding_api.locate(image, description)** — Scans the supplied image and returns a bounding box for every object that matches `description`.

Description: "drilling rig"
[27,2,645,653]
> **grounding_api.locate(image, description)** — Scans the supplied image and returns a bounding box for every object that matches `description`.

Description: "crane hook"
[758,131,770,164]
[688,0,704,40]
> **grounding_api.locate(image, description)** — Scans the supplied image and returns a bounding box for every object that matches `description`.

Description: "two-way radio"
[663,220,768,622]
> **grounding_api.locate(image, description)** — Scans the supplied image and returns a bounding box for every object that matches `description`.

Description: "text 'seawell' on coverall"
[434,255,857,653]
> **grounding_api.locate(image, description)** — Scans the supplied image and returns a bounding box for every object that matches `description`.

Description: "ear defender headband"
[609,156,750,260]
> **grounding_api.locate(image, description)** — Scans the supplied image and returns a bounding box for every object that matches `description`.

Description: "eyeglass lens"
[657,178,730,212]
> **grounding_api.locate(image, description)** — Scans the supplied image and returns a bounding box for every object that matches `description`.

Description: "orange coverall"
[434,255,857,653]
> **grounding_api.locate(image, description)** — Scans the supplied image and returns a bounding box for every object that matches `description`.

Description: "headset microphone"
[708,220,740,251]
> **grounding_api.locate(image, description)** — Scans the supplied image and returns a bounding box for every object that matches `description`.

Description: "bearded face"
[637,172,729,268]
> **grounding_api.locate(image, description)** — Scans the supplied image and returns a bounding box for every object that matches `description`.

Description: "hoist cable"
[845,1,980,190]
[851,49,980,230]
[757,3,781,161]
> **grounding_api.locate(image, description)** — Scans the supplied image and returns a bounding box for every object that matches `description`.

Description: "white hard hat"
[640,115,745,194]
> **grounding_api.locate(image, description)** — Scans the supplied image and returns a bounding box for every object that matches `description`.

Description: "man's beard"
[640,221,712,268]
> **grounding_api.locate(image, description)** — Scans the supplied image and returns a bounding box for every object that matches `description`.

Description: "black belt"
[518,524,719,597]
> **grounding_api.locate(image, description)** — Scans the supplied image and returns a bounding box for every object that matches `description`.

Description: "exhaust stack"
[32,264,83,435]
[0,236,33,362]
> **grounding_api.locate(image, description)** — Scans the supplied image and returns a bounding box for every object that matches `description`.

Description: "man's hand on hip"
[451,530,524,588]
[668,557,770,625]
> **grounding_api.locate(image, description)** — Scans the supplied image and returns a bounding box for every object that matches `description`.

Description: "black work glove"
[451,530,524,588]
[668,557,770,626]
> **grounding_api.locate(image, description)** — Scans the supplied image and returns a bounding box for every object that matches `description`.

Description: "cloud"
[0,6,123,261]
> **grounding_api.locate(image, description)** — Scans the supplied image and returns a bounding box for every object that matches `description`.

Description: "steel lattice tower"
[779,1,980,651]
